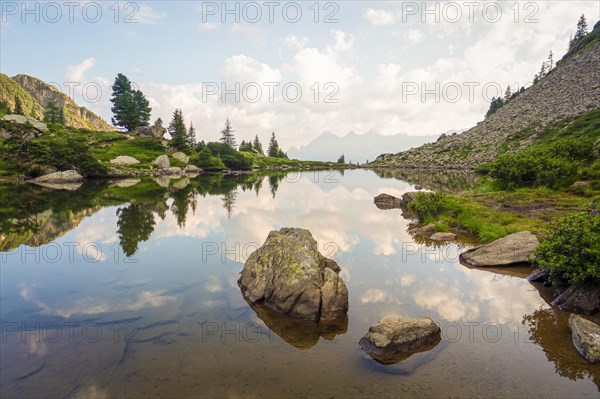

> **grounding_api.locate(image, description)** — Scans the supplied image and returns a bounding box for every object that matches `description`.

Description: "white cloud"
[65,57,96,82]
[283,34,309,49]
[330,30,354,52]
[364,8,399,26]
[406,29,425,43]
[134,4,166,24]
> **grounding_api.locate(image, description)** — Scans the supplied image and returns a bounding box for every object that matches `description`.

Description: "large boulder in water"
[569,314,600,363]
[459,231,539,267]
[28,170,83,183]
[374,193,402,210]
[359,317,441,364]
[238,228,348,322]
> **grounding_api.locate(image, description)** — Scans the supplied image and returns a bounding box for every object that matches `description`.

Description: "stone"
[359,317,441,364]
[2,114,49,133]
[153,155,170,169]
[134,125,166,139]
[400,192,416,208]
[183,165,201,174]
[413,223,436,237]
[172,152,190,164]
[111,178,140,188]
[459,231,539,267]
[109,155,140,166]
[569,315,600,363]
[374,193,402,210]
[430,232,456,241]
[552,280,600,315]
[527,268,548,283]
[28,170,83,184]
[414,185,423,190]
[238,228,348,323]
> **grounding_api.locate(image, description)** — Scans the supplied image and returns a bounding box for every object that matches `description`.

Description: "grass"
[89,137,165,165]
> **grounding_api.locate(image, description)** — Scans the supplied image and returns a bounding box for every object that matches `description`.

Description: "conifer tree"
[187,122,197,147]
[253,135,264,155]
[219,118,236,148]
[110,73,152,131]
[268,132,280,157]
[169,109,188,151]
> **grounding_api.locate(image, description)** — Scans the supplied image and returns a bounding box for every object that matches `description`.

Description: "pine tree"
[110,73,152,131]
[504,86,512,102]
[268,132,280,157]
[13,96,25,115]
[169,109,188,151]
[187,122,197,147]
[219,118,236,148]
[133,90,151,127]
[547,50,554,71]
[253,135,264,154]
[44,100,64,124]
[574,14,588,42]
[337,154,345,163]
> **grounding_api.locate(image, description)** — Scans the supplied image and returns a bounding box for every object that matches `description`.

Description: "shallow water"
[1,170,598,398]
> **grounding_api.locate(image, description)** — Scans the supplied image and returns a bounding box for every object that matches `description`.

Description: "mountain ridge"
[370,22,600,170]
[0,73,114,131]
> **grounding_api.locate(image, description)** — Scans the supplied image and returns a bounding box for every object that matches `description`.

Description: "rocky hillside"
[0,74,45,120]
[371,23,600,170]
[1,73,114,131]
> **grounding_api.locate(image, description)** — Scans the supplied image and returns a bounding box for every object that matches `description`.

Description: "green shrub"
[190,147,226,171]
[534,211,600,285]
[408,192,452,223]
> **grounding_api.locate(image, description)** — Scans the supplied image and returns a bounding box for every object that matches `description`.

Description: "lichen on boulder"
[238,228,348,323]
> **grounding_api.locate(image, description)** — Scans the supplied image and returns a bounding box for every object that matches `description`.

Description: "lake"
[0,170,598,398]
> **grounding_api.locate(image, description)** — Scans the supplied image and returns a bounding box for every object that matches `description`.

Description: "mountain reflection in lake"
[1,170,598,398]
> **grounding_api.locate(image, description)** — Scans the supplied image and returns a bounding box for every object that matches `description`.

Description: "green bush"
[190,147,226,171]
[408,192,452,223]
[489,137,594,189]
[206,141,252,170]
[534,211,600,285]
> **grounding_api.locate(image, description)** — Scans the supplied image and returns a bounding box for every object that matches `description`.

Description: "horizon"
[1,1,598,149]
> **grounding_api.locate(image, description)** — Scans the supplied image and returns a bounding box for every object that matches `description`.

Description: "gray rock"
[183,165,201,174]
[569,315,600,363]
[413,223,436,237]
[153,155,170,169]
[135,125,166,139]
[459,231,539,267]
[2,114,49,133]
[400,192,416,208]
[32,182,83,191]
[238,228,348,322]
[28,170,83,184]
[430,232,456,241]
[552,280,600,315]
[359,317,441,364]
[109,155,140,166]
[527,268,548,283]
[111,178,140,188]
[172,152,190,164]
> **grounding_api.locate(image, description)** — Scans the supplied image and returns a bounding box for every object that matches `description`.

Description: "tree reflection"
[116,203,156,257]
[522,307,600,389]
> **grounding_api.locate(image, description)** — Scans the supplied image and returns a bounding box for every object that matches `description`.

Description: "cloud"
[330,30,354,52]
[406,29,425,43]
[134,4,166,24]
[364,8,399,26]
[65,57,96,82]
[283,34,309,49]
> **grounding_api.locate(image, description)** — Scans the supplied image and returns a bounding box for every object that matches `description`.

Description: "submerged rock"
[238,228,348,323]
[527,268,548,284]
[552,280,600,315]
[374,193,403,210]
[359,317,441,364]
[569,315,600,363]
[412,223,436,237]
[459,231,539,267]
[430,232,456,241]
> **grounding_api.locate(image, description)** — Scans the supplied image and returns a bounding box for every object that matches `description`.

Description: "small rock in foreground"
[569,314,600,363]
[359,316,441,364]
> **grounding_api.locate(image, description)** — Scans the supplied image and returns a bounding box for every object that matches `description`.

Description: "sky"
[1,1,599,148]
